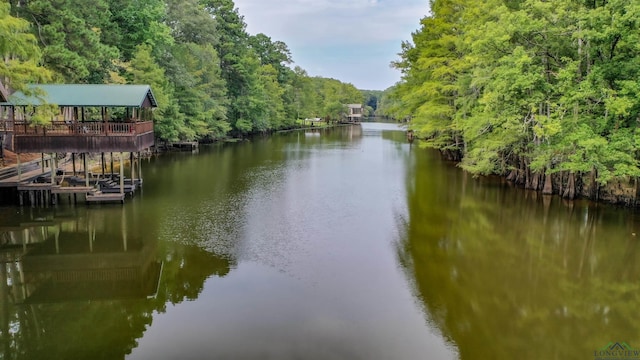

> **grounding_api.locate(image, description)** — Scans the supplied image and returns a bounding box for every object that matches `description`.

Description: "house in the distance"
[346,104,364,123]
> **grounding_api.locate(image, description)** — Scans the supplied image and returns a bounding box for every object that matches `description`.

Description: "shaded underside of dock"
[0,152,144,206]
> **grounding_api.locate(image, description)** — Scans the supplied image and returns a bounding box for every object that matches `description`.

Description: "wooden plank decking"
[51,185,95,194]
[86,192,125,204]
[0,155,54,187]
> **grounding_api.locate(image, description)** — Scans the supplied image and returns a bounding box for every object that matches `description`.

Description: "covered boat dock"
[0,83,157,205]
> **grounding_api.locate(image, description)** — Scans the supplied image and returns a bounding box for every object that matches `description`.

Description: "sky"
[233,0,431,91]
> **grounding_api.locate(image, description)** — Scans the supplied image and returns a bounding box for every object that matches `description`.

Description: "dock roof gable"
[8,84,158,108]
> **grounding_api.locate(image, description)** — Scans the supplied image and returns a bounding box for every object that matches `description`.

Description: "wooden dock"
[86,192,125,204]
[0,157,54,188]
[1,83,154,207]
[3,170,135,205]
[170,141,198,152]
[9,176,137,205]
[16,183,54,191]
[50,185,95,194]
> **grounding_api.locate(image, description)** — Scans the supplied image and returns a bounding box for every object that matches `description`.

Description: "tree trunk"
[635,177,640,207]
[524,159,533,189]
[529,173,540,190]
[516,158,526,185]
[542,172,553,194]
[589,169,599,201]
[563,172,576,199]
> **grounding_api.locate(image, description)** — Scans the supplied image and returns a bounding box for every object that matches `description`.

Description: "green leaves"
[393,0,640,186]
[17,0,120,83]
[5,0,366,142]
[0,2,50,89]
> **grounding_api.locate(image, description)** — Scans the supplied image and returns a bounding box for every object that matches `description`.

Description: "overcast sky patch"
[234,0,430,90]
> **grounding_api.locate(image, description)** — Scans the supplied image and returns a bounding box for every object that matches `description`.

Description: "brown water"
[0,123,639,359]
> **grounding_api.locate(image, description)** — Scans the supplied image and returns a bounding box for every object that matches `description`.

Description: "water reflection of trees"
[0,206,232,360]
[398,149,640,359]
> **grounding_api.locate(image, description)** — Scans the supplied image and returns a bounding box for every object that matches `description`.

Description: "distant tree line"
[356,89,406,121]
[1,0,364,142]
[388,0,640,201]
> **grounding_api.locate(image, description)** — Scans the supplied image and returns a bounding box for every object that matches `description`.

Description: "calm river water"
[0,123,639,359]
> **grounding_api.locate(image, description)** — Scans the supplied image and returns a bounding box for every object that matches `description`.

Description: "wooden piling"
[137,152,142,185]
[17,154,21,182]
[50,153,55,185]
[120,152,124,195]
[130,152,135,186]
[84,153,89,187]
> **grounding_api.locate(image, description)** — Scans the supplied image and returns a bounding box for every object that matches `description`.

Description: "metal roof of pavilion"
[6,84,158,108]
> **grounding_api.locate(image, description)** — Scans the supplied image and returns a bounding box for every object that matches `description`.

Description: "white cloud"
[234,0,430,89]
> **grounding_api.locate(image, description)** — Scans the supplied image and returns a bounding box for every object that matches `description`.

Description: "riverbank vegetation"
[389,0,640,203]
[1,0,363,142]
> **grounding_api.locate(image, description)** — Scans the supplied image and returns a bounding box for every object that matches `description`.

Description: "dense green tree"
[166,0,217,46]
[256,64,286,130]
[375,86,403,119]
[201,0,258,131]
[169,43,230,139]
[128,44,187,142]
[392,0,640,198]
[361,89,383,113]
[107,0,172,61]
[0,1,50,89]
[3,0,369,144]
[288,66,317,120]
[249,33,292,82]
[12,0,120,83]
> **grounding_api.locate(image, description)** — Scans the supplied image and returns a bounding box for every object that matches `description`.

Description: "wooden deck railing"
[13,121,153,136]
[0,119,12,132]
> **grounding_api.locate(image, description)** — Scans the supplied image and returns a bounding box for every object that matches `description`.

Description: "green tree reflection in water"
[0,206,233,360]
[397,149,640,359]
[0,126,361,360]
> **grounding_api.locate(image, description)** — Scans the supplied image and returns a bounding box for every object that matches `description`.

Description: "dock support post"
[84,153,89,187]
[120,152,124,195]
[17,154,21,182]
[101,153,106,176]
[130,152,135,187]
[137,152,142,185]
[50,153,55,185]
[110,152,114,177]
[72,153,76,176]
[41,153,45,174]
